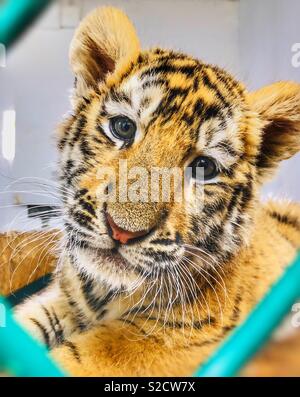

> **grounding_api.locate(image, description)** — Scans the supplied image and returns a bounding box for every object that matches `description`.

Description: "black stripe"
[193,98,205,118]
[141,316,216,330]
[230,293,242,323]
[74,188,88,199]
[109,90,132,105]
[60,285,87,331]
[71,114,88,146]
[215,140,240,158]
[202,198,227,217]
[167,87,190,101]
[202,104,221,122]
[64,222,92,241]
[190,214,200,234]
[79,198,96,217]
[119,318,147,335]
[64,165,87,187]
[221,324,235,335]
[226,184,244,214]
[151,238,176,245]
[200,223,224,254]
[41,306,63,344]
[80,137,94,158]
[222,163,237,178]
[268,211,300,231]
[51,309,65,343]
[212,66,244,97]
[82,96,91,105]
[202,70,232,115]
[62,340,81,362]
[142,78,167,90]
[123,305,150,316]
[240,182,253,211]
[58,116,76,151]
[182,111,194,127]
[141,62,197,79]
[29,318,50,347]
[146,249,175,263]
[79,276,115,313]
[189,337,221,349]
[71,210,94,231]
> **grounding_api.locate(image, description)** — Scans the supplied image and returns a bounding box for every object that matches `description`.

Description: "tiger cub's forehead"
[101,50,246,163]
[104,73,163,127]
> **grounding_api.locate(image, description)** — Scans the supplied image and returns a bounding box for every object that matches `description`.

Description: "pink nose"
[106,214,149,244]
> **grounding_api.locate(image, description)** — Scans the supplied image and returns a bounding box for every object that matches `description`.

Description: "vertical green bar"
[194,251,300,377]
[0,297,66,376]
[0,0,53,48]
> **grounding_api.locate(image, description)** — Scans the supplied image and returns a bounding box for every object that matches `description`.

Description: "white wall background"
[0,0,300,230]
[239,0,300,200]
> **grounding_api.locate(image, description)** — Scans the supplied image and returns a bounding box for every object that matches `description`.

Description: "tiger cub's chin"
[73,246,142,292]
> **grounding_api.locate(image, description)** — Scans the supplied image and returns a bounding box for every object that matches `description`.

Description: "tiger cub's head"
[58,7,300,291]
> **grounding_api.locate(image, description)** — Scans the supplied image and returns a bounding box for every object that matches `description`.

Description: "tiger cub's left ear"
[248,81,300,181]
[70,7,140,97]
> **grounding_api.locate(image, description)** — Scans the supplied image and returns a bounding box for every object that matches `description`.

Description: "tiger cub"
[15,7,300,376]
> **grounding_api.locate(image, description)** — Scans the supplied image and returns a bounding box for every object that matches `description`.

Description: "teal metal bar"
[195,251,300,377]
[0,296,66,376]
[0,0,53,48]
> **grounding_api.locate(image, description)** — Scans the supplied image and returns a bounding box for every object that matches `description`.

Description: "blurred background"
[0,0,299,231]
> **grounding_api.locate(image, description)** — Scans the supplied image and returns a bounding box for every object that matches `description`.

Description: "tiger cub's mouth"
[84,245,131,269]
[103,248,131,269]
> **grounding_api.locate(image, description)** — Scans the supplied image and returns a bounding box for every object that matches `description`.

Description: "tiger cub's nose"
[106,213,149,244]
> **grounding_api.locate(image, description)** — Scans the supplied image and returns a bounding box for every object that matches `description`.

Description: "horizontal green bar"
[194,251,300,377]
[0,0,53,48]
[0,296,66,376]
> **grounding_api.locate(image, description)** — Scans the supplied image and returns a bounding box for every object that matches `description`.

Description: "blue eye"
[189,156,218,181]
[109,116,136,141]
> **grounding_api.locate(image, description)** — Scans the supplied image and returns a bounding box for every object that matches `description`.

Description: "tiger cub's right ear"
[248,81,300,182]
[70,7,140,97]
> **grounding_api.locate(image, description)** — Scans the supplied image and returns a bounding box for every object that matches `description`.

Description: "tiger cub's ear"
[248,81,300,181]
[70,7,140,97]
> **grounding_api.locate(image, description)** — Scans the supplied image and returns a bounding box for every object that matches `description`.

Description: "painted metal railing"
[0,0,53,47]
[0,296,65,376]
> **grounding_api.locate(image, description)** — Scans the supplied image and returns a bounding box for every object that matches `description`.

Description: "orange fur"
[0,231,57,296]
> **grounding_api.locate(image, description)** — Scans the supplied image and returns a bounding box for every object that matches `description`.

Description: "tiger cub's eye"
[188,156,219,181]
[109,116,136,141]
